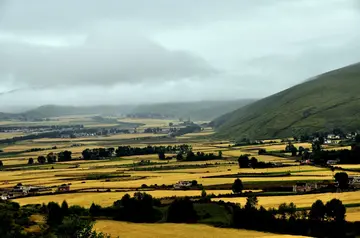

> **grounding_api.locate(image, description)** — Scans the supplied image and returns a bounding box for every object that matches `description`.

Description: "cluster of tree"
[82,148,115,160]
[0,200,109,238]
[231,195,349,237]
[115,145,191,157]
[169,125,202,137]
[144,127,163,133]
[175,151,222,162]
[34,151,72,164]
[90,193,197,224]
[309,144,360,165]
[238,155,279,169]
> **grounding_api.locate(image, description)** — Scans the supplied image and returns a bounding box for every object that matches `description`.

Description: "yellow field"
[94,220,306,238]
[213,191,360,209]
[0,132,25,139]
[2,116,360,227]
[14,190,233,207]
[255,143,312,152]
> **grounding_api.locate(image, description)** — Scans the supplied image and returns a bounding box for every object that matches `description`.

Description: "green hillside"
[212,63,360,140]
[130,99,255,121]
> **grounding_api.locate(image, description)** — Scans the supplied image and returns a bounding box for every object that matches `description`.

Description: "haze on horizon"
[1,0,360,112]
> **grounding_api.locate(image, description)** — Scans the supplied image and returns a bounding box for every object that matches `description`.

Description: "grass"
[213,62,360,140]
[93,220,305,238]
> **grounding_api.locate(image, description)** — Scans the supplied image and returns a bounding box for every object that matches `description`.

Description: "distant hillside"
[23,105,135,118]
[130,100,255,121]
[212,63,360,140]
[0,100,255,122]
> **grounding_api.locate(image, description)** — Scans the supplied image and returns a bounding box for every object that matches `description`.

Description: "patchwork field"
[1,116,360,237]
[94,220,307,238]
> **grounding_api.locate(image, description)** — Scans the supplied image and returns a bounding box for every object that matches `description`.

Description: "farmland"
[1,116,360,237]
[94,220,305,238]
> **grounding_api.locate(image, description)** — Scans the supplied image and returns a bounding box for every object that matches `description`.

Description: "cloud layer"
[1,0,360,110]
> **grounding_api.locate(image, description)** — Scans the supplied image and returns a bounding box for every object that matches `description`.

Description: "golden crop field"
[212,191,360,209]
[0,132,25,139]
[15,190,233,207]
[2,115,360,236]
[94,220,306,238]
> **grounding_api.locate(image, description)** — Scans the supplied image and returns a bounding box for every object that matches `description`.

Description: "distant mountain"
[0,100,255,122]
[23,105,135,118]
[130,99,256,121]
[212,63,360,140]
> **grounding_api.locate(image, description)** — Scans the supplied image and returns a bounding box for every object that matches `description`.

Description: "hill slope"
[212,63,360,140]
[1,100,255,121]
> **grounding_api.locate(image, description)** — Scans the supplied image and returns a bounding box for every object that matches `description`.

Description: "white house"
[326,159,340,165]
[174,181,193,189]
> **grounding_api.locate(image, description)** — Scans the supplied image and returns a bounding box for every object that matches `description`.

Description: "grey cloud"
[0,0,275,33]
[1,0,360,108]
[0,33,215,87]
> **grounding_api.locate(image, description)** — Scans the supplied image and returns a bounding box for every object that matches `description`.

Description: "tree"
[232,178,244,194]
[89,203,102,217]
[201,189,207,198]
[238,155,250,168]
[61,200,69,216]
[250,157,258,169]
[169,122,174,127]
[158,151,166,160]
[335,172,349,190]
[356,134,360,143]
[57,215,111,238]
[312,140,322,152]
[277,202,296,219]
[218,151,223,158]
[258,149,266,155]
[47,202,64,225]
[46,152,57,164]
[290,146,298,156]
[58,150,72,162]
[298,146,305,156]
[37,156,46,164]
[245,196,258,210]
[176,152,184,161]
[310,200,326,221]
[28,158,34,165]
[167,197,197,223]
[326,199,346,222]
[0,160,3,167]
[191,180,198,186]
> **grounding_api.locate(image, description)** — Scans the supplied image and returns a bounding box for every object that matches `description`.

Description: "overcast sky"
[1,0,360,111]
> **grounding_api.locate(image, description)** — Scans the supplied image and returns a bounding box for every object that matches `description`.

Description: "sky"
[1,0,360,111]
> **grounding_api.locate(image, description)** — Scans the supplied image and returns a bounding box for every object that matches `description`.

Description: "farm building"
[326,159,340,165]
[174,181,193,189]
[0,194,9,201]
[293,183,318,193]
[12,184,32,195]
[349,176,360,188]
[57,184,70,192]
